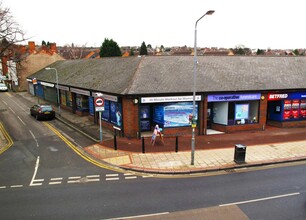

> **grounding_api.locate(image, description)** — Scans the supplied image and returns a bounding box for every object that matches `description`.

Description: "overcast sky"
[3,0,305,49]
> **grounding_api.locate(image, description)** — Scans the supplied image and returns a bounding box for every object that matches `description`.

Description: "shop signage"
[40,82,54,87]
[207,93,261,102]
[70,88,90,96]
[141,95,201,104]
[104,94,118,102]
[57,85,69,91]
[268,92,306,101]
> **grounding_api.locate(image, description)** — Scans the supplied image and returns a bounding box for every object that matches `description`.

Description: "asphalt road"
[1,92,306,220]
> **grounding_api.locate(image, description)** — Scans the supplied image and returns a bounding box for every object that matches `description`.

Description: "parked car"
[30,104,55,120]
[0,83,8,92]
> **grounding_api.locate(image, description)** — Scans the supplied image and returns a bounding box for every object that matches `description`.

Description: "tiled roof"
[29,56,306,95]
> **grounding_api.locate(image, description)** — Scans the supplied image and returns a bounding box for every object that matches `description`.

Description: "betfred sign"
[268,93,289,100]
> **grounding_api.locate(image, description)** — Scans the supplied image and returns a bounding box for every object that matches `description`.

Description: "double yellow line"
[43,122,124,172]
[0,122,13,155]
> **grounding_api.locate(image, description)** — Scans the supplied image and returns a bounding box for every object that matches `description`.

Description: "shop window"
[76,94,89,112]
[67,91,72,107]
[60,90,67,106]
[227,101,259,125]
[102,100,122,127]
[153,102,198,128]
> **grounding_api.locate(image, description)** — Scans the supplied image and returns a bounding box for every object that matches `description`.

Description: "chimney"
[49,43,57,53]
[28,41,35,54]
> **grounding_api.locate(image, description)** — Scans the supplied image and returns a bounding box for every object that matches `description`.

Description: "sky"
[2,0,306,49]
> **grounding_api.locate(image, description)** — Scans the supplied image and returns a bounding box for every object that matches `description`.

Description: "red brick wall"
[122,97,139,138]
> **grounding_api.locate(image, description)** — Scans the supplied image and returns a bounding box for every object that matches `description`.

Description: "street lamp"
[45,67,61,116]
[191,10,214,165]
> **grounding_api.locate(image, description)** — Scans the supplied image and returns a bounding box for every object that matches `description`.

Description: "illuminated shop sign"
[141,95,201,103]
[268,92,306,100]
[207,93,261,102]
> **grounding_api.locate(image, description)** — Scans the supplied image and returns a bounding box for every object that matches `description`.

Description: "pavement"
[1,91,306,174]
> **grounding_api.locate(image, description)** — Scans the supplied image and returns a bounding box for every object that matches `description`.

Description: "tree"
[99,38,121,57]
[233,44,251,55]
[129,48,135,56]
[139,41,148,55]
[0,2,26,65]
[256,49,265,55]
[293,49,299,56]
[42,40,47,46]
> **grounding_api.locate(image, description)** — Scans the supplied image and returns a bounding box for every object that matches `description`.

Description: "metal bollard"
[142,137,145,153]
[175,136,178,152]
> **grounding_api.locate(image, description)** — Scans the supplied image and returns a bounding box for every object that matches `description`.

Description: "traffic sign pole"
[99,111,102,143]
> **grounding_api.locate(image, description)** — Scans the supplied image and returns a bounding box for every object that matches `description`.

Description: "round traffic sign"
[95,97,104,107]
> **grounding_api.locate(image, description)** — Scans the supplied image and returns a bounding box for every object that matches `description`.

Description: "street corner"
[84,144,132,166]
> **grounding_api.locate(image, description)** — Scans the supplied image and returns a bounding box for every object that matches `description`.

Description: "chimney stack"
[28,41,35,54]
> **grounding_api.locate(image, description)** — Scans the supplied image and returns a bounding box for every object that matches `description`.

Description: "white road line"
[106,174,119,177]
[0,186,7,189]
[29,156,40,186]
[29,130,39,147]
[32,179,44,182]
[106,177,120,181]
[2,101,7,105]
[49,181,62,185]
[50,177,63,181]
[30,183,43,186]
[8,107,15,114]
[219,192,300,207]
[68,176,81,180]
[86,179,100,182]
[107,212,170,220]
[17,116,26,125]
[87,175,100,178]
[67,180,80,184]
[11,185,23,188]
[125,176,137,180]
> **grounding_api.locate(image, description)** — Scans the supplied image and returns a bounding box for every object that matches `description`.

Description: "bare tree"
[0,2,27,66]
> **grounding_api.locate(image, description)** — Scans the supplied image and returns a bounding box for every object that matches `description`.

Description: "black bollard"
[114,134,117,150]
[175,136,178,152]
[142,137,145,153]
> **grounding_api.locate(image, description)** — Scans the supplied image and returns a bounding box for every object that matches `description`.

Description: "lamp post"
[191,10,214,165]
[45,67,61,116]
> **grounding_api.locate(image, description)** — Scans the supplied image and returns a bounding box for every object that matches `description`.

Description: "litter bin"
[234,144,246,163]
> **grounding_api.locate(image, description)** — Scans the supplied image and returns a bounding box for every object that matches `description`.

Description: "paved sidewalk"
[1,91,306,174]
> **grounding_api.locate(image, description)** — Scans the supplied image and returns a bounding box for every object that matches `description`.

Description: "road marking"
[2,101,7,105]
[0,186,6,189]
[125,176,137,180]
[11,185,23,188]
[29,130,39,147]
[49,181,62,185]
[8,107,15,114]
[86,178,100,182]
[68,180,80,184]
[17,116,26,125]
[68,176,81,180]
[87,175,100,178]
[219,192,300,207]
[29,156,40,186]
[50,177,63,181]
[107,212,170,220]
[106,177,120,181]
[106,174,119,177]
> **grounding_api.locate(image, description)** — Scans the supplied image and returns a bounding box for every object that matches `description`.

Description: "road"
[1,92,306,220]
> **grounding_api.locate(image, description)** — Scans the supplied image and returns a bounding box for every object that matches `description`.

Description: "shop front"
[139,95,201,136]
[207,93,262,133]
[70,88,90,116]
[267,92,306,127]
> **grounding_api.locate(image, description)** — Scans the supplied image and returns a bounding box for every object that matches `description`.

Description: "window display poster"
[164,102,197,127]
[300,100,306,118]
[283,100,292,120]
[140,105,150,119]
[292,99,300,118]
[102,100,110,121]
[235,104,249,120]
[140,120,151,131]
[89,97,94,116]
[153,105,164,125]
[110,102,122,127]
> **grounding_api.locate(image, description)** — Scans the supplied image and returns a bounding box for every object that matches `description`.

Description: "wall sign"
[208,93,261,102]
[70,88,90,96]
[141,95,201,104]
[268,92,306,101]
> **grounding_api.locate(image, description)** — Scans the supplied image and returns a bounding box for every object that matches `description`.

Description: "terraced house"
[27,56,306,138]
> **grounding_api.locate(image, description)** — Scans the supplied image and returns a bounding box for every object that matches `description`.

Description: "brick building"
[27,56,306,138]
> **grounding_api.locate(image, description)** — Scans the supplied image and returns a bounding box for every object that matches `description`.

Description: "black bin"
[234,144,246,163]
